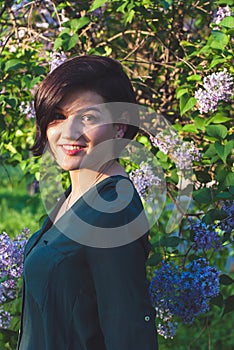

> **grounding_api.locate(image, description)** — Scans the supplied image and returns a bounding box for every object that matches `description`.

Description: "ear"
[114,112,129,138]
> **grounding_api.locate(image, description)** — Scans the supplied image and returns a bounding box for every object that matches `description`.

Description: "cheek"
[88,125,115,144]
[46,127,58,146]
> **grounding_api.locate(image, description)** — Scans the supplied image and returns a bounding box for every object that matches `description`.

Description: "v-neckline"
[25,175,131,257]
[50,174,129,226]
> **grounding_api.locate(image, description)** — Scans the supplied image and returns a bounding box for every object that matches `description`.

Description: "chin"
[58,161,81,171]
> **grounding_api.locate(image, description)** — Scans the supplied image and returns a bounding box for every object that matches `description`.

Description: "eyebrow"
[55,106,102,115]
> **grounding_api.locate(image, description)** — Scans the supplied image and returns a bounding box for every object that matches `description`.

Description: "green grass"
[0,164,46,237]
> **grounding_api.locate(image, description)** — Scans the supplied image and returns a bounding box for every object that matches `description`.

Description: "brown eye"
[81,114,96,123]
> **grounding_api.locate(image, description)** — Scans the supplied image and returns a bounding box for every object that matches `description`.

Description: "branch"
[155,34,197,73]
[95,29,155,48]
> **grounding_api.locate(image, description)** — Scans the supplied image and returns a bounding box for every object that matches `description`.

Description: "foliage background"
[0,0,233,349]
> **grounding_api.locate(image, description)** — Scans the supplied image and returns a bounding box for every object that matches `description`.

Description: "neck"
[69,160,121,198]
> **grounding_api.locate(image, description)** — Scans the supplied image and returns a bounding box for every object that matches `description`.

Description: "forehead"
[57,89,105,113]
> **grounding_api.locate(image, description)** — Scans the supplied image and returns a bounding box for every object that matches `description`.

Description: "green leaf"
[88,0,107,12]
[208,31,229,50]
[211,293,223,308]
[5,59,24,71]
[160,236,182,247]
[223,295,234,315]
[204,144,217,158]
[194,116,206,130]
[214,143,225,163]
[180,94,197,115]
[54,37,63,50]
[5,97,17,108]
[220,274,234,285]
[147,252,162,266]
[182,124,197,132]
[216,192,232,199]
[195,171,212,183]
[126,9,135,23]
[193,188,212,204]
[206,125,228,140]
[209,57,227,69]
[179,40,195,47]
[67,34,79,50]
[217,0,234,4]
[116,2,128,13]
[204,209,228,224]
[209,113,232,124]
[15,129,24,137]
[215,164,227,181]
[187,74,201,82]
[220,16,234,28]
[137,135,150,146]
[215,140,233,163]
[156,151,168,163]
[5,143,17,154]
[223,173,234,187]
[176,87,188,99]
[70,17,90,31]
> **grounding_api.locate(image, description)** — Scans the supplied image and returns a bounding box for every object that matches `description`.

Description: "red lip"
[64,149,84,156]
[60,144,87,156]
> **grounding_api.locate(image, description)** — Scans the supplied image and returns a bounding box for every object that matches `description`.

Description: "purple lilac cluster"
[156,319,178,339]
[212,6,232,25]
[219,201,234,234]
[19,101,36,119]
[190,220,222,252]
[129,162,162,199]
[195,69,233,114]
[0,307,12,329]
[0,229,29,304]
[49,51,67,72]
[150,132,200,170]
[149,259,220,337]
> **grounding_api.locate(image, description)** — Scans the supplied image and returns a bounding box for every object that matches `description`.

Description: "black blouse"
[17,175,158,350]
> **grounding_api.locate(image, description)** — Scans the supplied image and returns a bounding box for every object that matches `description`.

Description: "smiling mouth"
[62,145,86,150]
[61,145,87,156]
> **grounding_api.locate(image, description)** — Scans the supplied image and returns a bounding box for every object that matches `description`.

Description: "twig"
[96,29,155,48]
[188,317,210,350]
[121,36,148,61]
[51,0,62,29]
[155,34,197,73]
[0,32,14,55]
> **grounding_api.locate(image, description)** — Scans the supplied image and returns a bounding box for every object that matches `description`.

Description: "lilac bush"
[190,220,222,252]
[0,229,29,329]
[1,0,233,347]
[0,307,12,329]
[19,101,36,119]
[212,6,232,25]
[150,131,200,170]
[49,51,67,72]
[195,69,233,114]
[149,259,220,338]
[129,162,162,199]
[219,201,234,235]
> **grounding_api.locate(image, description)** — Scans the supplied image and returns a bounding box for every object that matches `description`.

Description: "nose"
[62,115,84,140]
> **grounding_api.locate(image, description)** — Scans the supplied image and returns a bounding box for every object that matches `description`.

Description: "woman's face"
[46,90,118,171]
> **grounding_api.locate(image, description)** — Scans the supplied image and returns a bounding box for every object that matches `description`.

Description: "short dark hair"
[32,55,139,156]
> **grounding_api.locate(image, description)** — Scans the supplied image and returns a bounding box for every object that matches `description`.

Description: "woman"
[17,55,158,350]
